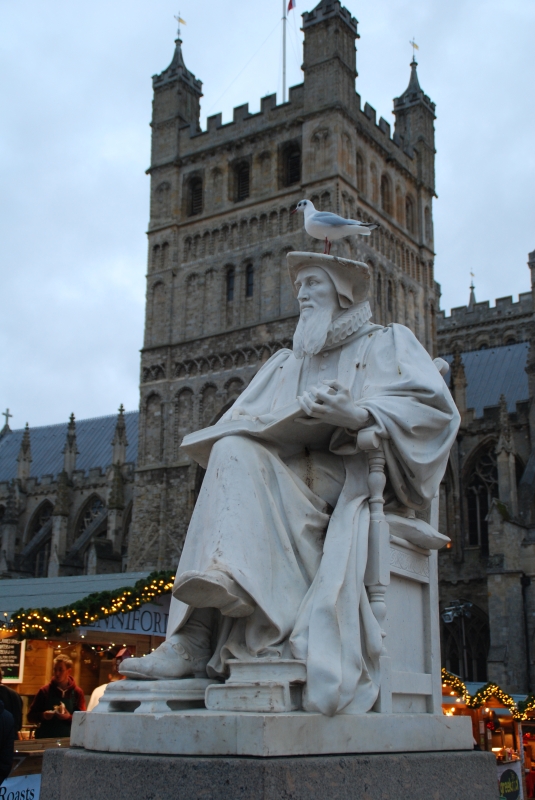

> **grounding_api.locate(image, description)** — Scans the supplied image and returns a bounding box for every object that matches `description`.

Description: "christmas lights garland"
[441,668,524,720]
[5,571,175,639]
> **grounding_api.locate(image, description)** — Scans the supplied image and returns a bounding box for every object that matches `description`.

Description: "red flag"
[288,0,296,11]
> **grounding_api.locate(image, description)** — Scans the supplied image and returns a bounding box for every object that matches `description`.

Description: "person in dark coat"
[0,699,15,785]
[27,654,86,739]
[0,668,22,738]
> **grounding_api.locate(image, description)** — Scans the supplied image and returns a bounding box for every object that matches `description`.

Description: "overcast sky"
[1,0,533,429]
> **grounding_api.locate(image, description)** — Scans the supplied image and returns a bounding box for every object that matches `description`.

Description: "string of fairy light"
[441,668,530,721]
[1,571,174,640]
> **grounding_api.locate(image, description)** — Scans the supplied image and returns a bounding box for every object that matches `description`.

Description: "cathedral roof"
[0,411,139,483]
[442,341,529,418]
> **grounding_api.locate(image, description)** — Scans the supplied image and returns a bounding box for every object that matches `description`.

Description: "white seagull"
[292,199,379,254]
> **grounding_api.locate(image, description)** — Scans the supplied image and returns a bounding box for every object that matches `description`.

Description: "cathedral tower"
[128,0,439,570]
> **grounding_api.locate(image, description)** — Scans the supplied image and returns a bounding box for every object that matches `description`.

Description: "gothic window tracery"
[465,444,498,551]
[76,496,105,540]
[27,501,53,543]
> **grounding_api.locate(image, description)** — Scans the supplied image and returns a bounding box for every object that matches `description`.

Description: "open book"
[181,400,336,468]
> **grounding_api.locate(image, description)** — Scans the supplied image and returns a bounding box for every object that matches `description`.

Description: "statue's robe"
[167,321,460,715]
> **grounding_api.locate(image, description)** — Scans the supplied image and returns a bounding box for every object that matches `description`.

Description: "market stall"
[442,670,526,800]
[0,570,174,736]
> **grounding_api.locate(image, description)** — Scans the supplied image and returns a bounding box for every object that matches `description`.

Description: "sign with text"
[80,595,171,637]
[498,763,522,800]
[0,639,26,683]
[0,773,40,799]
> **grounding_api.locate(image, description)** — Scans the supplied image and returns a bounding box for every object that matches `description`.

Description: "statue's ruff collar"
[322,301,373,351]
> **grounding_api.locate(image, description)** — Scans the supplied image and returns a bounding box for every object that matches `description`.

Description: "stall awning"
[0,572,150,618]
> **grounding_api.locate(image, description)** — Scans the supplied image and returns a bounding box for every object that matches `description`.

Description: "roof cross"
[409,37,419,61]
[2,409,12,427]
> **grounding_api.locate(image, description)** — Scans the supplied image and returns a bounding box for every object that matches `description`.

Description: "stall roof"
[464,681,527,706]
[0,572,150,616]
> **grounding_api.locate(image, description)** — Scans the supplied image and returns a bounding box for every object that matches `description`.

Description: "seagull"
[292,199,379,254]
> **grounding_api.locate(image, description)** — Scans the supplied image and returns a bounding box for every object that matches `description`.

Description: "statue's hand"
[298,380,370,431]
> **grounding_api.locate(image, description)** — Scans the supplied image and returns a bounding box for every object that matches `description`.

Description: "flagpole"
[282,0,287,103]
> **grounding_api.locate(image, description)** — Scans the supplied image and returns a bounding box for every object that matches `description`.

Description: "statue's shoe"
[118,635,210,680]
[174,569,254,618]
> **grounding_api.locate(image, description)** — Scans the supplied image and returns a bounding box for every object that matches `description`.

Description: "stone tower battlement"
[128,0,441,572]
[437,251,535,353]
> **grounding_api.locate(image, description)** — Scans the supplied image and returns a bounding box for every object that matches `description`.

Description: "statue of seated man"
[122,252,459,716]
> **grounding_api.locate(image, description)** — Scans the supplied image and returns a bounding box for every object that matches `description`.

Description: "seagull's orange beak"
[291,208,297,214]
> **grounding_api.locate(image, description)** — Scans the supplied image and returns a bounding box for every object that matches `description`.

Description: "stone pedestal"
[40,748,500,800]
[71,707,473,757]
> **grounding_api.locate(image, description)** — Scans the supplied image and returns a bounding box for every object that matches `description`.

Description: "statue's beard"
[293,305,336,359]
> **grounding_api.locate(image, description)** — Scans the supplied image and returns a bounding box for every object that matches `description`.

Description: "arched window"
[387,280,394,314]
[405,196,416,234]
[466,445,498,551]
[425,206,433,243]
[282,144,301,186]
[155,181,170,218]
[320,191,331,211]
[27,501,53,542]
[151,244,160,271]
[370,163,379,204]
[0,506,4,524]
[188,177,203,216]
[226,267,235,302]
[144,394,163,464]
[356,153,366,193]
[235,162,250,201]
[380,175,392,215]
[245,264,254,298]
[441,601,490,682]
[35,541,51,578]
[376,272,382,306]
[76,496,105,540]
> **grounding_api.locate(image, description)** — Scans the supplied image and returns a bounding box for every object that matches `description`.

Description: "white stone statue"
[121,252,459,717]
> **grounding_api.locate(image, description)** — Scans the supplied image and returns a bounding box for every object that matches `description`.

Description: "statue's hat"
[287,252,370,309]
